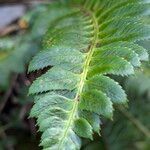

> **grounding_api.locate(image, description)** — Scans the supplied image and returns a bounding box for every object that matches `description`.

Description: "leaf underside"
[28,0,150,149]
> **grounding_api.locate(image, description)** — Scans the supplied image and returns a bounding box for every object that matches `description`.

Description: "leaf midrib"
[57,7,99,149]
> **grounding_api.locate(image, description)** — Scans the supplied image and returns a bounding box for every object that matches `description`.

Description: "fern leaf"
[29,0,149,149]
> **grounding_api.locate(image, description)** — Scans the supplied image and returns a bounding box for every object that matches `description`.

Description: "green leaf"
[29,67,79,94]
[79,89,113,118]
[79,111,101,134]
[29,47,85,72]
[88,56,134,77]
[86,75,127,104]
[28,0,149,149]
[93,45,141,67]
[74,118,93,140]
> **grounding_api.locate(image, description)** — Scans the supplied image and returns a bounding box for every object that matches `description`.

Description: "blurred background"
[0,0,149,150]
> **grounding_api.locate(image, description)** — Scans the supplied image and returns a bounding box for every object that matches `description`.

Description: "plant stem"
[118,106,150,138]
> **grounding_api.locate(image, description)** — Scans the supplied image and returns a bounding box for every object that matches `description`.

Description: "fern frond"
[29,0,150,149]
